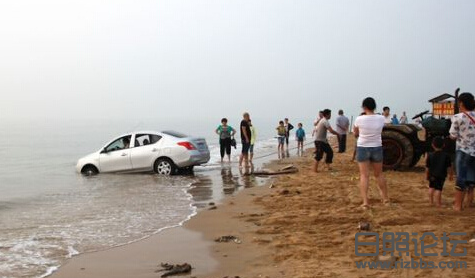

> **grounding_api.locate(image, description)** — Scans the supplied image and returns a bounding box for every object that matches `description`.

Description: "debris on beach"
[209,205,218,210]
[252,165,298,176]
[358,222,371,231]
[280,189,290,195]
[156,263,192,277]
[215,235,242,244]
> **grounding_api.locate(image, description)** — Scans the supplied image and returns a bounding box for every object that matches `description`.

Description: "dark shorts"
[297,138,304,142]
[241,141,251,154]
[277,136,285,145]
[314,141,333,164]
[455,150,475,191]
[356,146,383,163]
[429,177,445,191]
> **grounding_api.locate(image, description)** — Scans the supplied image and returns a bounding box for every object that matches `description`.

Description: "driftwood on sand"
[252,164,298,176]
[156,263,192,277]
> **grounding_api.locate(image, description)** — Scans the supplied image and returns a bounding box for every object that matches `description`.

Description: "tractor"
[381,88,460,170]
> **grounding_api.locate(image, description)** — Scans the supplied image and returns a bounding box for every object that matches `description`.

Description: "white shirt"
[384,115,391,124]
[354,114,385,147]
[449,111,475,157]
[315,118,331,143]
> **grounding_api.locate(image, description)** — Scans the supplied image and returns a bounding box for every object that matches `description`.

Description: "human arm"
[327,126,339,136]
[215,126,221,135]
[231,126,236,136]
[353,126,359,137]
[449,117,458,140]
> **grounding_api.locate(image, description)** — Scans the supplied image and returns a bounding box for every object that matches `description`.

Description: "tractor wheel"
[382,130,414,170]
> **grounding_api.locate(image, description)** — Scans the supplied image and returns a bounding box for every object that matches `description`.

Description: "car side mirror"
[100,148,108,154]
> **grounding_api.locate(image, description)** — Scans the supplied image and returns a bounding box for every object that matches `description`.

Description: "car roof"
[115,131,188,138]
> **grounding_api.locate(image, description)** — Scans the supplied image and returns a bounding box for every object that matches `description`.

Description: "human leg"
[434,190,442,207]
[466,155,475,207]
[241,142,250,167]
[358,161,371,207]
[323,143,333,169]
[428,187,435,205]
[224,138,232,162]
[454,151,469,211]
[219,139,225,162]
[341,134,347,153]
[337,134,343,153]
[466,187,474,207]
[249,144,254,162]
[372,162,389,203]
[314,142,324,172]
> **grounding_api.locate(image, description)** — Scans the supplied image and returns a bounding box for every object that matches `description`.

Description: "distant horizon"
[1,1,473,122]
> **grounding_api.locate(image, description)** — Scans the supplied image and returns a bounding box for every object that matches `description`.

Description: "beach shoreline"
[49,153,280,278]
[51,136,475,278]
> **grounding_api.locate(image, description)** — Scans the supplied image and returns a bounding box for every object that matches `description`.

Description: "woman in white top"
[353,97,389,208]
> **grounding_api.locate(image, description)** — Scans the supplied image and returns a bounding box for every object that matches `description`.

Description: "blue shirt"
[296,128,305,139]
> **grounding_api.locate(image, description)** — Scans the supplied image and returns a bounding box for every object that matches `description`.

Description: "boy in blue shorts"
[426,136,453,207]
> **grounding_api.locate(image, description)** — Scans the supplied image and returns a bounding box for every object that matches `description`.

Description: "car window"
[134,134,161,147]
[105,135,131,152]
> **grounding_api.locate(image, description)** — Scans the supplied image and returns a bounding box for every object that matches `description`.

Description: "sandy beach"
[51,136,475,278]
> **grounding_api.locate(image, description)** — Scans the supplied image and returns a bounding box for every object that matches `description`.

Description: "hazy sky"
[1,0,474,123]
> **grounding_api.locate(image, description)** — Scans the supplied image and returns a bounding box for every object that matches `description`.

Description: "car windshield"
[162,130,188,138]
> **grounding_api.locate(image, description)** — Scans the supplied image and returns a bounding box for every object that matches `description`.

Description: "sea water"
[0,118,288,278]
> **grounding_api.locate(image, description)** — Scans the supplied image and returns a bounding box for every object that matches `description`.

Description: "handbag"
[230,136,237,149]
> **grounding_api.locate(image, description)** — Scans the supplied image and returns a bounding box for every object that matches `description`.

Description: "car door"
[130,134,162,170]
[99,135,133,172]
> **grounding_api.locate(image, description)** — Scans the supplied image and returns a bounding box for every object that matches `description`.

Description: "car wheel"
[81,165,99,176]
[154,158,176,175]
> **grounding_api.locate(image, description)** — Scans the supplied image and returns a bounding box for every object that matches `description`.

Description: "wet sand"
[52,136,475,278]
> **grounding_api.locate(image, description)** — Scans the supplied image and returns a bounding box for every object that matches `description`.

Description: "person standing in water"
[215,118,236,163]
[249,119,257,163]
[276,120,286,156]
[239,112,252,168]
[295,123,306,155]
[284,118,294,150]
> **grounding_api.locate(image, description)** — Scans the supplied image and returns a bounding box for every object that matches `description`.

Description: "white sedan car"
[76,131,210,175]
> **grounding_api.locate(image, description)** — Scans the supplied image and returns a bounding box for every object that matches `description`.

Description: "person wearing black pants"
[336,110,350,153]
[215,118,236,163]
[284,118,294,150]
[313,109,339,172]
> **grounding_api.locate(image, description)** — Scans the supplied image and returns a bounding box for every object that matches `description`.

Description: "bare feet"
[361,204,370,210]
